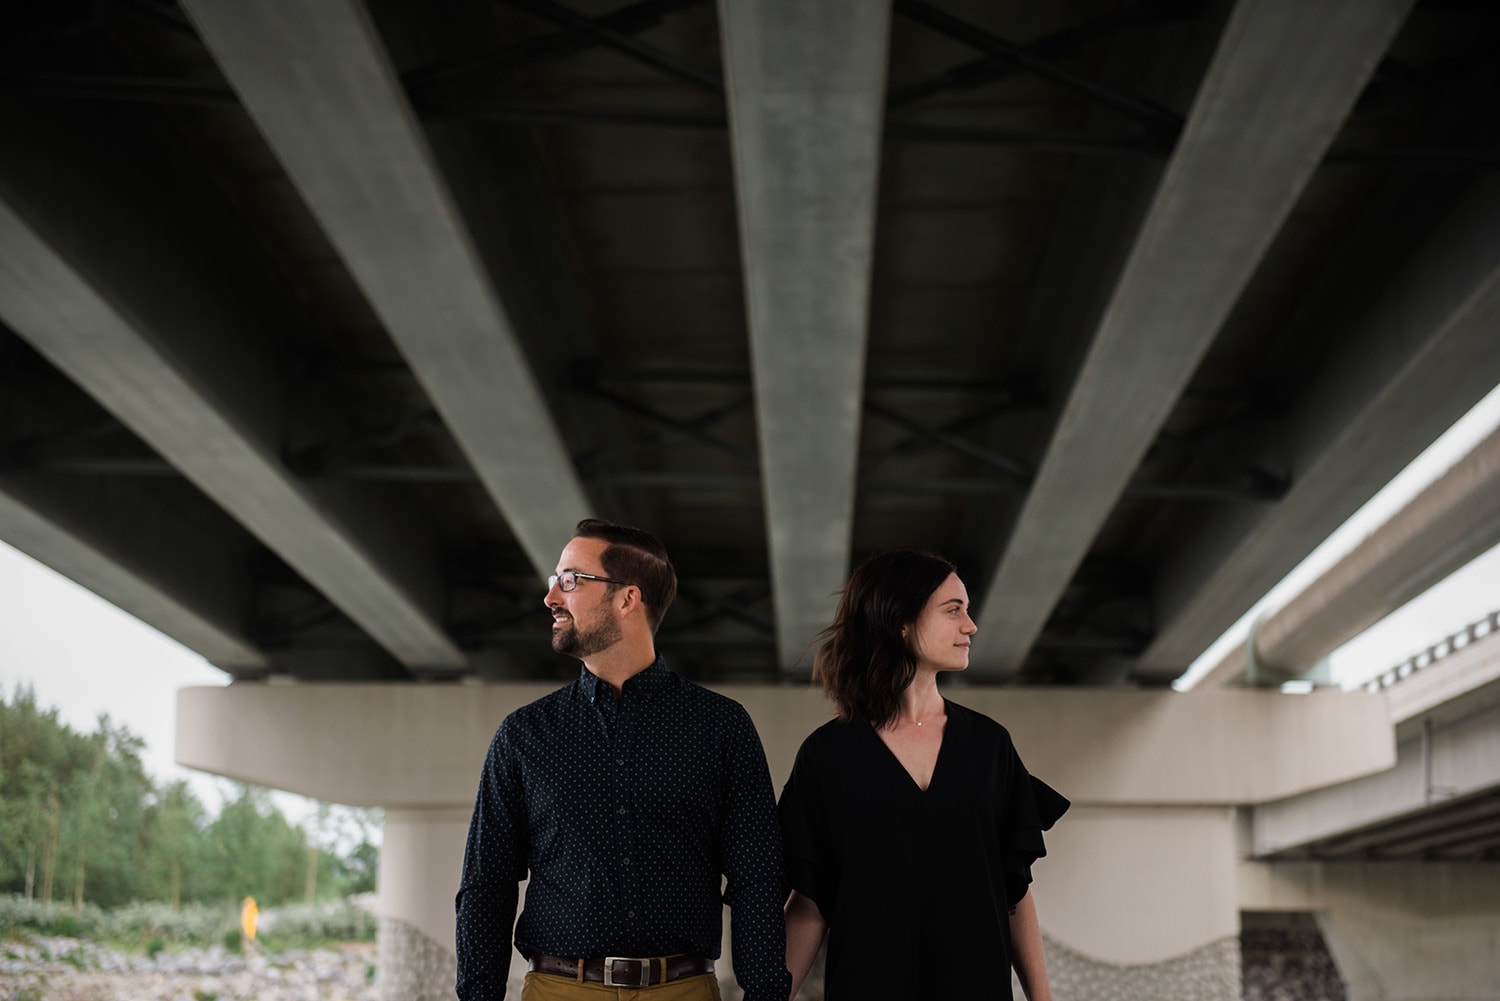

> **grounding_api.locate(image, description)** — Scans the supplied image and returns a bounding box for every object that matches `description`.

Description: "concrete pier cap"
[178,682,1393,999]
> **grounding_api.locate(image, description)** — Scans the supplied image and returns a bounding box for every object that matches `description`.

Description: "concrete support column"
[1034,806,1242,1001]
[376,808,471,1001]
[1240,860,1500,1001]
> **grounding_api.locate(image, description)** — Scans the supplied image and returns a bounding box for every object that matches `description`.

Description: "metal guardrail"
[1362,610,1500,692]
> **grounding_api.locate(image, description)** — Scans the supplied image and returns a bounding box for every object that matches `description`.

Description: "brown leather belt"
[528,953,714,988]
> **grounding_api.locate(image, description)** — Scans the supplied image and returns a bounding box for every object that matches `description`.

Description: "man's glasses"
[548,570,632,592]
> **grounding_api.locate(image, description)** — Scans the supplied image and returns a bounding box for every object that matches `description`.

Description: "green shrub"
[258,898,377,948]
[0,895,106,940]
[0,893,374,952]
[0,896,25,938]
[106,900,233,948]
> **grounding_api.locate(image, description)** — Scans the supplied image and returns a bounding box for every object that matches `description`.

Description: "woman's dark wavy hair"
[812,547,957,729]
[573,518,678,633]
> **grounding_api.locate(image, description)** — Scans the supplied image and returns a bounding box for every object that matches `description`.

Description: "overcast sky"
[3,384,1499,802]
[0,543,232,808]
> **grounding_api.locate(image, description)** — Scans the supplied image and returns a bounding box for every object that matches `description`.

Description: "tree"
[2,686,380,911]
[0,685,95,901]
[206,786,311,907]
[47,717,152,908]
[311,804,382,898]
[141,780,211,908]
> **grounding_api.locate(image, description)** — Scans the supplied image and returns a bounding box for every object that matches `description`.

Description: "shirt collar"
[578,654,670,702]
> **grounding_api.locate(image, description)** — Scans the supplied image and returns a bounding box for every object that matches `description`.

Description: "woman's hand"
[1009,889,1054,1001]
[784,889,828,1000]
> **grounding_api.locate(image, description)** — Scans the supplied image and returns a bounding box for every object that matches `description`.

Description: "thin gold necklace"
[899,707,943,727]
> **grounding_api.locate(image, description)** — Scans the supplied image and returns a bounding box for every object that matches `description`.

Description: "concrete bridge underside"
[4,1,1500,998]
[5,0,1500,688]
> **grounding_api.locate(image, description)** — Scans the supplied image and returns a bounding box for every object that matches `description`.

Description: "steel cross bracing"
[9,4,1496,163]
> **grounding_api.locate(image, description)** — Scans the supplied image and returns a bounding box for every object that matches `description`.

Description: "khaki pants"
[520,971,722,1001]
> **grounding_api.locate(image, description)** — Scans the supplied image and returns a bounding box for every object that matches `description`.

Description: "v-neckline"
[870,699,953,793]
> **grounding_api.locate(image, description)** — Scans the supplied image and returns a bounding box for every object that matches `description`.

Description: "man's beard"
[551,613,622,658]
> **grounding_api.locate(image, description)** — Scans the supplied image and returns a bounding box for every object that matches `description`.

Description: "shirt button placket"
[615,693,642,926]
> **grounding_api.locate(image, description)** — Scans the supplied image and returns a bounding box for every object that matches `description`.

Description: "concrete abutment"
[175,682,1500,1000]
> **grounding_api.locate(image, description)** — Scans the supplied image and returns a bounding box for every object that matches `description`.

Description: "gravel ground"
[0,936,379,1001]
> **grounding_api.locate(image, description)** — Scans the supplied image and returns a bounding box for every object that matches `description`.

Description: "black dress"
[778,700,1069,1000]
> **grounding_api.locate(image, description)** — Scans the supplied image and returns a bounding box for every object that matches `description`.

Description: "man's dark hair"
[573,518,678,633]
[812,547,957,729]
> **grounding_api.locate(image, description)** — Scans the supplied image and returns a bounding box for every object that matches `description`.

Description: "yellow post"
[240,896,259,947]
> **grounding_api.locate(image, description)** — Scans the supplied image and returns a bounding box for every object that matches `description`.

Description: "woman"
[778,548,1068,1000]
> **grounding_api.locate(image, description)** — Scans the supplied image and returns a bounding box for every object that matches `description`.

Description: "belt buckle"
[603,956,650,988]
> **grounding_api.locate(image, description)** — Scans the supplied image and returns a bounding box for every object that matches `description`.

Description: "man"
[455,518,791,1000]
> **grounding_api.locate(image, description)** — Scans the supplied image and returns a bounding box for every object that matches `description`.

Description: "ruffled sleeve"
[1001,763,1070,910]
[777,739,834,921]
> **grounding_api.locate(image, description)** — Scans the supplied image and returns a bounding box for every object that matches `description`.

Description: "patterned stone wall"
[378,916,459,1001]
[437,924,1284,1000]
[1044,934,1242,1001]
[429,916,1337,1000]
[780,932,1241,1000]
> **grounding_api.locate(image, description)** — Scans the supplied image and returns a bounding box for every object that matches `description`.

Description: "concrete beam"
[956,4,1221,576]
[177,681,558,808]
[1191,424,1500,688]
[719,0,891,668]
[0,480,264,669]
[0,135,463,671]
[953,687,1394,808]
[969,0,1414,677]
[181,0,592,577]
[177,682,1392,808]
[1249,657,1500,855]
[1142,177,1500,684]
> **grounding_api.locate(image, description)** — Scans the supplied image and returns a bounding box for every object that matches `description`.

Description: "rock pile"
[0,936,379,1001]
[1242,926,1345,1001]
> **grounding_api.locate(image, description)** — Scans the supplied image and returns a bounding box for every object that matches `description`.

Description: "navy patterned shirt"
[455,657,791,1001]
